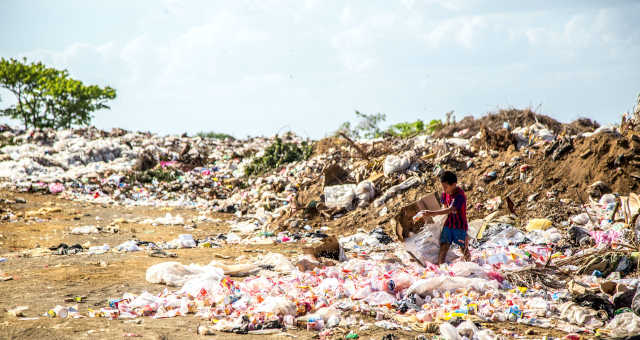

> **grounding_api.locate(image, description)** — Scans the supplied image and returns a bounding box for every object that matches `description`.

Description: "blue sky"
[1,0,639,138]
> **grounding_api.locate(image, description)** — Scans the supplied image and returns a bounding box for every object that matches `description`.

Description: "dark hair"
[440,170,457,184]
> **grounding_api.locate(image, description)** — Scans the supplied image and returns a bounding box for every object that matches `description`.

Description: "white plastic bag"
[404,215,454,264]
[146,262,224,287]
[324,184,356,210]
[355,181,375,207]
[603,312,640,338]
[456,320,478,338]
[383,155,410,177]
[115,240,140,252]
[254,296,297,316]
[449,261,489,279]
[559,301,605,329]
[374,176,421,207]
[364,291,397,306]
[406,276,499,296]
[439,322,460,340]
[71,225,99,234]
[257,252,295,273]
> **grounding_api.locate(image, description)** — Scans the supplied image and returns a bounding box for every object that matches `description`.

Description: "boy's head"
[439,170,458,194]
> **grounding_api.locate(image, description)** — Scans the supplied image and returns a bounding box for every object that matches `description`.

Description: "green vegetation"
[336,111,445,139]
[245,137,313,176]
[196,131,235,140]
[0,57,116,130]
[336,111,387,139]
[386,120,425,137]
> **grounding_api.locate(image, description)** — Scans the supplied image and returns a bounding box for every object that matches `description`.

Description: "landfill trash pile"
[3,105,640,339]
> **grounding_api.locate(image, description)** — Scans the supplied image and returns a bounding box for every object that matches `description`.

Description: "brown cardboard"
[394,192,441,241]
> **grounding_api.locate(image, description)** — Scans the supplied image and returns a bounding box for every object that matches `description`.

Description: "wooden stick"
[338,132,369,160]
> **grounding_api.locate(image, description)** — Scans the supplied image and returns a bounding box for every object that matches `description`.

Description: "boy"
[417,171,471,264]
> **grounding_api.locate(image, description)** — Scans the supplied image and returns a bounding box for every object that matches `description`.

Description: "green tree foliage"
[245,137,313,176]
[335,110,387,139]
[0,57,116,129]
[386,120,425,137]
[336,110,446,139]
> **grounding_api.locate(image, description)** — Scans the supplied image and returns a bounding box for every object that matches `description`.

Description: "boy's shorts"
[440,227,466,247]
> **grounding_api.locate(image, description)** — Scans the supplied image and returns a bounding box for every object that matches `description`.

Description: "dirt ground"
[0,192,572,340]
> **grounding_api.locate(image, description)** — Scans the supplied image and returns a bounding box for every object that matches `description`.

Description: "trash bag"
[456,320,478,339]
[364,291,397,306]
[405,276,499,297]
[404,215,453,265]
[383,154,410,177]
[602,312,640,338]
[614,289,635,310]
[559,301,606,328]
[254,296,297,316]
[374,176,421,207]
[439,322,460,340]
[146,262,224,287]
[324,184,356,210]
[568,226,593,247]
[572,293,615,318]
[355,181,375,207]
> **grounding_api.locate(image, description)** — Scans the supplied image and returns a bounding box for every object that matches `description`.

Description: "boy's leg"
[438,243,450,265]
[461,234,470,261]
[462,235,471,261]
[438,227,451,265]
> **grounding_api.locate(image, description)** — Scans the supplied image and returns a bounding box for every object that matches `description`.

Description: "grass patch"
[244,137,313,176]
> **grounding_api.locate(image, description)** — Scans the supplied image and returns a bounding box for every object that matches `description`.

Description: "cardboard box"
[394,192,441,241]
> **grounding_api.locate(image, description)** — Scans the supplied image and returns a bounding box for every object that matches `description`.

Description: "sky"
[1,0,639,138]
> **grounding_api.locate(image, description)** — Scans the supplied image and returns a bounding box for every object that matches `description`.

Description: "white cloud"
[1,1,638,136]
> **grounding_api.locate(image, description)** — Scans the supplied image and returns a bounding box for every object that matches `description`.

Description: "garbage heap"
[3,108,640,339]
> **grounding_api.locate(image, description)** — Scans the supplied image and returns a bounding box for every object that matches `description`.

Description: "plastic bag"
[559,301,605,328]
[477,329,497,340]
[324,184,356,210]
[404,215,454,264]
[231,221,258,234]
[167,234,196,248]
[115,240,140,252]
[88,244,110,254]
[406,276,499,296]
[467,219,484,240]
[364,291,397,306]
[71,225,99,234]
[439,322,460,340]
[257,252,295,273]
[146,262,224,287]
[571,213,590,225]
[383,155,410,177]
[603,312,640,337]
[525,218,552,232]
[374,177,421,207]
[355,181,375,207]
[449,261,489,279]
[254,296,296,316]
[456,320,478,338]
[600,194,617,205]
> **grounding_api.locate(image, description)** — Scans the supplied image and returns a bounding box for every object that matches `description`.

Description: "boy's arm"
[420,206,453,217]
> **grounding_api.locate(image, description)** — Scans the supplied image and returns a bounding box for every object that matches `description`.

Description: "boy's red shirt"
[440,187,468,230]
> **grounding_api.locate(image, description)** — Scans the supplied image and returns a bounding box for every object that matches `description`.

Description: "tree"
[334,110,387,139]
[0,57,116,130]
